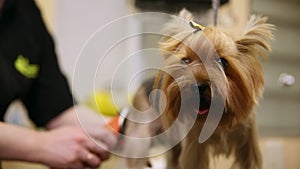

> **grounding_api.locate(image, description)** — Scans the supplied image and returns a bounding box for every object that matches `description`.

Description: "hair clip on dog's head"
[189,21,205,33]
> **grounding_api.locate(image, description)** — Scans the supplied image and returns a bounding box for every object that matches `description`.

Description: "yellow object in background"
[86,91,119,116]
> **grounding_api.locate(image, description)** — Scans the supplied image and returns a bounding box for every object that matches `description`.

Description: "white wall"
[54,0,130,101]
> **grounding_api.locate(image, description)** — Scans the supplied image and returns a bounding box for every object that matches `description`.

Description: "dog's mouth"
[195,108,209,115]
[194,97,211,115]
[191,82,211,115]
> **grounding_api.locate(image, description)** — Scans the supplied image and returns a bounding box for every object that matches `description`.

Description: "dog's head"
[154,9,274,128]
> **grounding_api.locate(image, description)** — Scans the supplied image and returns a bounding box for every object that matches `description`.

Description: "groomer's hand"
[36,126,115,169]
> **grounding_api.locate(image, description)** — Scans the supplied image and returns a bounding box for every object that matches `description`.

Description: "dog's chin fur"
[124,9,274,169]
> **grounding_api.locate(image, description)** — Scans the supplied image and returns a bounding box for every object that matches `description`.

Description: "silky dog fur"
[124,9,274,169]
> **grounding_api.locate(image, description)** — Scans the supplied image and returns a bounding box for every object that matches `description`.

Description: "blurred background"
[3,0,300,169]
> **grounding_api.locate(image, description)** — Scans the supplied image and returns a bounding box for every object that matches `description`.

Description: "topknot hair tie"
[189,21,205,33]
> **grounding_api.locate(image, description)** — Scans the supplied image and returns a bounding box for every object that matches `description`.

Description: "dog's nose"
[191,82,209,95]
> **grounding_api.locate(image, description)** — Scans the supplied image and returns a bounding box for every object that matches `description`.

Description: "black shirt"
[0,0,75,127]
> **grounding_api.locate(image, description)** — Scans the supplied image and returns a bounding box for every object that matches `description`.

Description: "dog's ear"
[178,8,194,21]
[236,15,275,57]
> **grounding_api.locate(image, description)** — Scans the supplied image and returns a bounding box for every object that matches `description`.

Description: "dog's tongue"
[195,108,209,115]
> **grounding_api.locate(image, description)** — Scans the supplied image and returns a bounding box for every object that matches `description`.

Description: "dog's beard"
[153,52,232,144]
[159,56,227,117]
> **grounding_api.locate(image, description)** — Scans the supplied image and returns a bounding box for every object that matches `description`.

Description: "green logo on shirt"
[14,55,39,78]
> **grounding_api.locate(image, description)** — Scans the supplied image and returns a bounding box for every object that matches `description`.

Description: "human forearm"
[0,122,42,162]
[0,122,112,168]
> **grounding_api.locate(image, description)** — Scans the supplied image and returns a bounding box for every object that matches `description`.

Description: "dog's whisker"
[166,76,190,92]
[164,64,187,71]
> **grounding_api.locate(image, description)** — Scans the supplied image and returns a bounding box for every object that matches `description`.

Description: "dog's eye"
[217,58,228,69]
[181,58,192,64]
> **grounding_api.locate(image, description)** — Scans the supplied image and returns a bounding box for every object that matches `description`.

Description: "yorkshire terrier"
[123,9,274,169]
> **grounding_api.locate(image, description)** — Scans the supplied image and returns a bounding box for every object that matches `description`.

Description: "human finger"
[92,128,118,149]
[51,160,84,169]
[84,139,111,161]
[80,150,101,169]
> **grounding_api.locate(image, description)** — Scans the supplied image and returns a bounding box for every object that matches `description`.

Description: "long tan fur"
[125,9,274,169]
